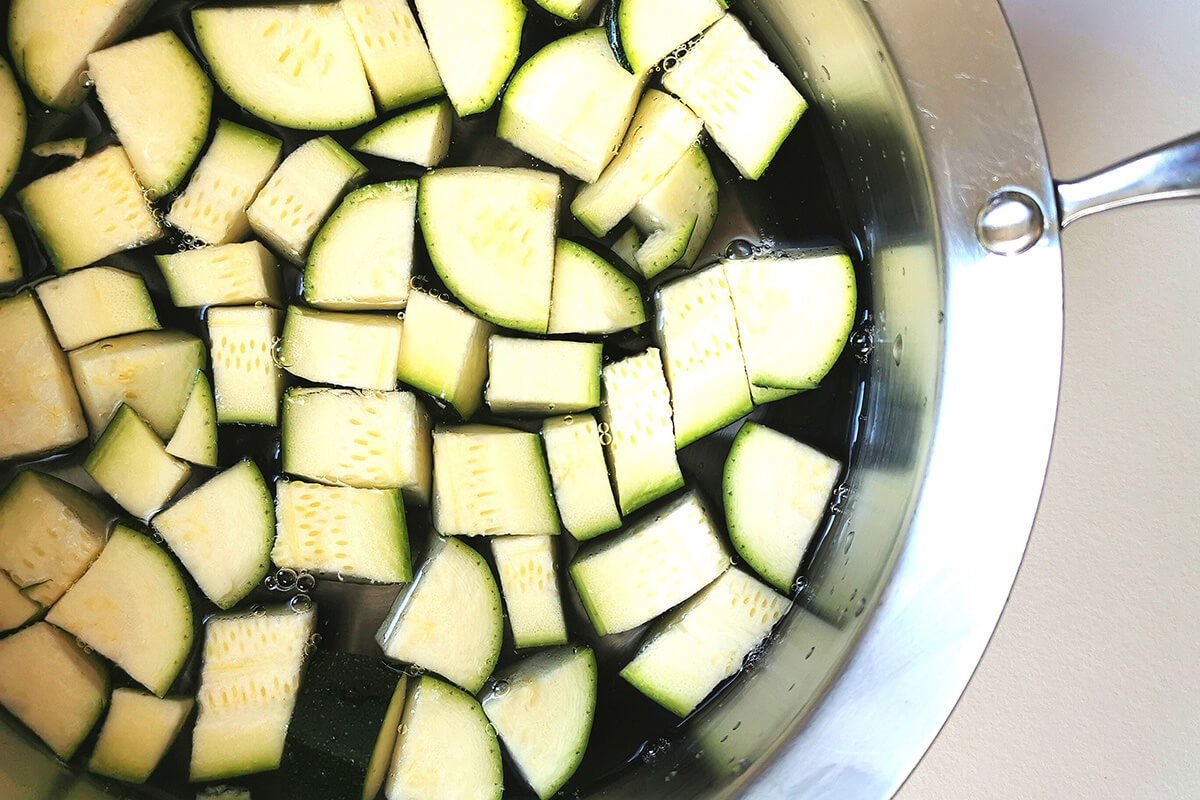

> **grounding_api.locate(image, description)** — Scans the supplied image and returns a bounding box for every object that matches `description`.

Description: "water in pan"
[0,2,872,798]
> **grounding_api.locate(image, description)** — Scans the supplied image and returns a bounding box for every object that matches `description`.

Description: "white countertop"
[899,0,1200,797]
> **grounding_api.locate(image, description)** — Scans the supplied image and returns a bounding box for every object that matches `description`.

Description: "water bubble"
[843,531,855,554]
[854,597,867,617]
[892,333,904,366]
[830,484,849,514]
[250,604,266,617]
[792,576,807,596]
[661,56,678,72]
[77,71,93,88]
[725,239,755,259]
[270,337,290,369]
[641,738,671,765]
[264,573,278,590]
[598,432,612,446]
[398,723,409,736]
[150,532,164,544]
[308,633,322,647]
[275,568,298,591]
[741,642,767,672]
[848,321,874,363]
[297,572,316,592]
[289,594,312,614]
[596,421,609,435]
[485,722,498,736]
[490,679,510,697]
[253,300,265,309]
[404,664,426,677]
[562,415,574,426]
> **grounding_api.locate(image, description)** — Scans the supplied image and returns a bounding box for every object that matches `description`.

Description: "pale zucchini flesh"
[413,0,524,116]
[31,138,86,159]
[485,337,602,415]
[616,0,725,73]
[83,404,192,521]
[0,217,20,284]
[541,413,621,541]
[87,689,194,784]
[533,0,601,22]
[279,305,403,391]
[633,213,695,279]
[340,0,443,110]
[166,371,218,467]
[34,265,160,350]
[491,535,568,649]
[547,239,646,335]
[354,100,453,169]
[631,143,718,268]
[0,570,40,631]
[395,291,491,419]
[156,241,283,308]
[0,56,25,196]
[208,305,285,426]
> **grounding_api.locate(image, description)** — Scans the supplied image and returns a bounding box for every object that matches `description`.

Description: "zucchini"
[376,536,502,693]
[0,292,88,460]
[611,227,640,270]
[87,689,194,784]
[208,305,285,426]
[192,3,375,131]
[246,136,368,264]
[279,305,403,391]
[750,382,799,405]
[166,371,218,467]
[385,677,503,800]
[190,602,317,781]
[616,0,724,74]
[570,89,702,237]
[86,31,212,198]
[47,524,193,697]
[418,167,560,333]
[480,645,597,799]
[723,422,841,591]
[83,405,191,521]
[0,217,20,285]
[0,622,108,759]
[621,567,789,716]
[631,143,717,269]
[569,490,730,635]
[0,56,24,196]
[166,121,283,247]
[541,413,621,541]
[273,478,411,583]
[304,181,418,311]
[0,570,40,631]
[532,0,601,22]
[31,138,87,159]
[485,336,602,415]
[353,100,453,169]
[7,0,154,110]
[280,651,407,800]
[498,28,644,182]
[0,471,108,607]
[724,251,857,389]
[34,266,160,350]
[547,239,645,335]
[491,535,568,649]
[340,0,443,111]
[197,789,251,800]
[281,387,432,504]
[598,348,683,515]
[655,266,753,446]
[412,0,524,116]
[395,291,492,419]
[152,459,274,610]
[17,146,163,273]
[633,213,695,279]
[68,329,207,439]
[432,425,560,537]
[156,242,283,309]
[662,14,807,180]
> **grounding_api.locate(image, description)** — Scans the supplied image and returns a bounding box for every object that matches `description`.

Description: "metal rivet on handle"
[976,190,1045,255]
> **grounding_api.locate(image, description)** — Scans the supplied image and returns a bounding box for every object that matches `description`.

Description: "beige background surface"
[899,0,1200,797]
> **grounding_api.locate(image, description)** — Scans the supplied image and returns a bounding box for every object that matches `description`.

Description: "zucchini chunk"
[0,570,40,631]
[413,0,524,116]
[532,0,601,22]
[353,100,453,169]
[68,329,207,439]
[281,387,432,504]
[376,536,502,693]
[498,28,644,182]
[723,422,841,591]
[197,788,251,800]
[547,239,645,335]
[34,266,160,350]
[616,0,724,74]
[166,121,283,247]
[156,242,283,308]
[492,535,568,649]
[485,337,602,416]
[385,675,503,800]
[190,603,317,781]
[419,167,560,333]
[279,305,403,391]
[724,251,857,389]
[0,471,108,607]
[481,646,597,799]
[340,0,443,111]
[192,3,375,130]
[83,405,191,521]
[0,292,88,460]
[281,651,408,800]
[273,479,411,583]
[31,138,87,159]
[611,226,640,269]
[208,306,285,426]
[571,89,702,237]
[8,0,154,110]
[0,217,20,284]
[569,490,730,635]
[87,689,194,784]
[662,14,807,180]
[47,524,193,696]
[541,413,621,541]
[620,567,789,716]
[631,143,718,269]
[247,136,367,264]
[632,214,695,279]
[152,459,274,610]
[305,181,418,311]
[432,425,559,537]
[0,56,25,195]
[655,266,753,447]
[598,348,683,515]
[18,146,162,273]
[86,31,212,198]
[0,622,108,759]
[750,382,800,405]
[166,371,218,467]
[395,291,491,420]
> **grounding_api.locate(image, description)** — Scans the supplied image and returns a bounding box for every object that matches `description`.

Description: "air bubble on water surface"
[296,572,316,592]
[404,664,426,677]
[275,568,298,591]
[490,678,510,697]
[271,337,290,369]
[829,484,849,514]
[78,72,93,88]
[264,573,278,590]
[641,738,671,765]
[848,320,874,363]
[725,240,754,259]
[288,594,312,614]
[854,597,868,617]
[598,432,612,446]
[250,604,266,617]
[562,415,574,426]
[741,642,767,673]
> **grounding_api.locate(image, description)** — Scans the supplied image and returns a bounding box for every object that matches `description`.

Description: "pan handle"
[1056,130,1200,227]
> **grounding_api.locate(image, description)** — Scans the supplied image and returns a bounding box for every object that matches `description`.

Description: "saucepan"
[3,0,1199,798]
